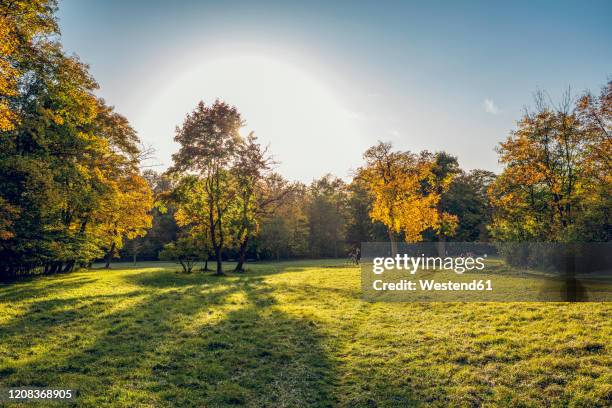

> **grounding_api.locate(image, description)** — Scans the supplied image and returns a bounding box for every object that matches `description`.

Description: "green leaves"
[0,1,153,277]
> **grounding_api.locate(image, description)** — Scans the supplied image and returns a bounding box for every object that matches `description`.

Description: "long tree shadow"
[0,269,337,407]
[0,275,97,302]
[146,278,337,407]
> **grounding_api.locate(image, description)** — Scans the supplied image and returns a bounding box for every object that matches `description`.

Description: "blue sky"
[57,0,612,182]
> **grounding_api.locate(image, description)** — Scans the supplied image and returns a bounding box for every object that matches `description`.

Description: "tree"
[356,142,455,254]
[169,100,243,275]
[438,169,496,241]
[120,171,179,261]
[489,84,611,242]
[575,81,612,241]
[345,177,387,246]
[425,152,460,254]
[306,175,348,258]
[100,174,153,268]
[164,175,215,269]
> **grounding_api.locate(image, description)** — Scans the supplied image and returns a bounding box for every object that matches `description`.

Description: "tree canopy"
[0,0,153,278]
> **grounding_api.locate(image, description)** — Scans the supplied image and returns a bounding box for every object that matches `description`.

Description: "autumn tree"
[575,81,612,241]
[100,174,153,268]
[357,142,456,254]
[163,175,215,268]
[169,100,242,275]
[0,1,153,277]
[489,83,611,242]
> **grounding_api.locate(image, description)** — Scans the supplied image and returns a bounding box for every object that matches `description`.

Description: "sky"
[57,0,612,182]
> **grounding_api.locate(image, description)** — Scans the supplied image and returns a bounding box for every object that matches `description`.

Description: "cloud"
[483,98,500,114]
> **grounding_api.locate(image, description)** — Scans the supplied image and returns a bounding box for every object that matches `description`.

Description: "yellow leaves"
[91,172,153,251]
[0,18,19,132]
[52,114,65,126]
[174,207,191,228]
[439,212,459,236]
[489,85,612,241]
[0,101,17,132]
[393,196,439,242]
[359,142,453,242]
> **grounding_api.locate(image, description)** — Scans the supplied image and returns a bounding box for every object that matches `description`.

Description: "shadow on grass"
[123,259,353,289]
[0,268,337,407]
[0,276,97,302]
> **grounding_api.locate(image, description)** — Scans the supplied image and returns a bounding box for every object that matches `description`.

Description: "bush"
[159,237,204,273]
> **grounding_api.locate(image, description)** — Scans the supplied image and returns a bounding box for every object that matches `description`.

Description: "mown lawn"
[0,260,610,407]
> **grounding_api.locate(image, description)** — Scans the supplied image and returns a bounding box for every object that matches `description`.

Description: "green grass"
[0,260,610,407]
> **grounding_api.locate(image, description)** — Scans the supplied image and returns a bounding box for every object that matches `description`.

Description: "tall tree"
[169,100,242,275]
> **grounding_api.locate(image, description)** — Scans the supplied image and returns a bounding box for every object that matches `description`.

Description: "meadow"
[0,260,610,407]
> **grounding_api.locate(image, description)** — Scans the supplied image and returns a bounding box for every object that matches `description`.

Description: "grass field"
[0,260,610,407]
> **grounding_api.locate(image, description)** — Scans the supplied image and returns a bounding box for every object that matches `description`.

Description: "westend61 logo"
[361,242,612,302]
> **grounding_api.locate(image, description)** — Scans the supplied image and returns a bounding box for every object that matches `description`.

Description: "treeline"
[0,1,153,278]
[113,100,497,274]
[121,154,494,268]
[1,1,610,278]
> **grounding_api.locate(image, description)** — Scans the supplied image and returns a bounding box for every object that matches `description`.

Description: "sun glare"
[139,55,365,181]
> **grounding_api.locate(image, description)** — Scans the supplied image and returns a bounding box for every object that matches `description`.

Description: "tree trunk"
[436,236,446,258]
[50,262,62,274]
[105,242,116,269]
[62,261,75,273]
[214,247,223,275]
[388,229,397,257]
[203,257,209,271]
[234,236,249,272]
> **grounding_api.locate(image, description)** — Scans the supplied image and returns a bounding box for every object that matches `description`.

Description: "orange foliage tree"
[357,142,457,254]
[489,82,611,242]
